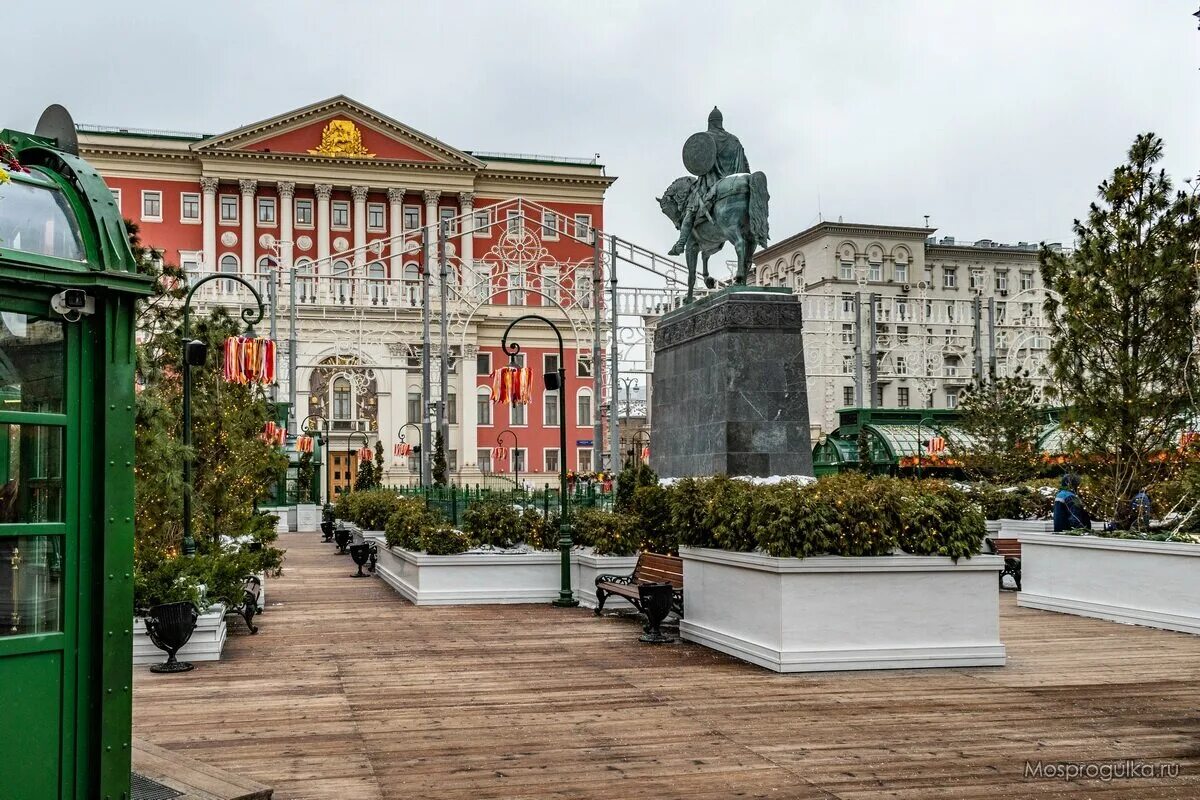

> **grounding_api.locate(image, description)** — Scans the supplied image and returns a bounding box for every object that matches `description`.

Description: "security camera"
[50,289,95,322]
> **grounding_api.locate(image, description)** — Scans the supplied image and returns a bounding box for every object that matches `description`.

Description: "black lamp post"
[397,422,423,487]
[500,314,576,607]
[301,414,329,505]
[631,430,651,467]
[347,430,370,492]
[181,274,265,557]
[497,428,519,489]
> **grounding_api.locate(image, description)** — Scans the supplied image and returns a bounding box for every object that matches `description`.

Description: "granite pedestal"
[650,287,813,478]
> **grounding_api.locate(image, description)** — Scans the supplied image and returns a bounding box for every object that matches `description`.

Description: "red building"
[78,95,615,495]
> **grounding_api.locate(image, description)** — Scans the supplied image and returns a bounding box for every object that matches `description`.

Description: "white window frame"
[179,250,202,277]
[512,448,528,473]
[473,208,492,237]
[576,447,594,472]
[543,353,560,376]
[219,194,239,224]
[331,200,350,230]
[895,355,908,375]
[541,210,559,239]
[447,392,458,425]
[403,205,421,231]
[843,386,855,407]
[439,206,458,235]
[894,262,908,283]
[110,187,122,212]
[573,213,592,243]
[576,353,592,378]
[477,448,493,474]
[140,190,162,222]
[510,401,527,427]
[477,387,493,426]
[995,271,1008,292]
[477,351,492,375]
[543,447,561,474]
[839,261,854,280]
[180,192,201,223]
[969,269,982,290]
[946,391,959,410]
[257,196,276,226]
[576,389,592,427]
[509,270,526,305]
[898,387,910,408]
[867,261,882,281]
[543,389,560,426]
[943,267,957,289]
[1020,271,1034,291]
[507,209,523,234]
[295,198,314,228]
[367,202,386,231]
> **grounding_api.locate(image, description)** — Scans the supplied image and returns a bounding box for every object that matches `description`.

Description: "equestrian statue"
[657,106,770,302]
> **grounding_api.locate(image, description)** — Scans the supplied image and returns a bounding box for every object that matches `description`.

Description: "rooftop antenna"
[817,189,822,223]
[924,215,930,227]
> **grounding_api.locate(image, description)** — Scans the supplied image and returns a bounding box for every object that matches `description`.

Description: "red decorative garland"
[223,336,277,385]
[296,435,314,454]
[490,366,532,405]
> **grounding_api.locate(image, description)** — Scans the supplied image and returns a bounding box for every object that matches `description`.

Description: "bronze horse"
[657,171,769,302]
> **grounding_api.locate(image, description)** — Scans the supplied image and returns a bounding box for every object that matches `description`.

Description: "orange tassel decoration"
[490,366,532,405]
[223,336,277,385]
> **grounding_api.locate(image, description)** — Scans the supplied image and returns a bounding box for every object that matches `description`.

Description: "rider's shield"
[682,132,716,176]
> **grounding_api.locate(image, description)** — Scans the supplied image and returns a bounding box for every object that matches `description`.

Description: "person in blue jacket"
[1132,489,1152,530]
[1053,473,1091,532]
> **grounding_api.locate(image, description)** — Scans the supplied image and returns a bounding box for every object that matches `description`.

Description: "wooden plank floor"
[134,534,1200,799]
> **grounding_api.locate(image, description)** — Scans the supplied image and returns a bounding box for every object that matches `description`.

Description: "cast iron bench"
[234,575,263,634]
[985,537,1021,591]
[595,552,684,618]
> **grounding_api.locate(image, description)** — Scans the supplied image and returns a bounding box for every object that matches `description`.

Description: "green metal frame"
[0,126,151,800]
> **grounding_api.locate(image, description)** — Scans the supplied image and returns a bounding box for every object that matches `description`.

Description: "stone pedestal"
[651,288,812,478]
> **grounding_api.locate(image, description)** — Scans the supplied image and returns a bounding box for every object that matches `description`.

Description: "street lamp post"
[397,422,423,487]
[500,314,576,607]
[181,274,266,557]
[347,430,371,492]
[631,429,651,467]
[618,376,639,417]
[497,428,519,490]
[301,414,329,505]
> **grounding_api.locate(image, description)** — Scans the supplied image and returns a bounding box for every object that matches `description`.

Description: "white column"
[462,344,478,472]
[387,187,405,278]
[352,185,368,271]
[315,184,333,266]
[200,177,218,270]
[459,191,475,289]
[423,189,440,256]
[239,179,257,275]
[278,181,295,272]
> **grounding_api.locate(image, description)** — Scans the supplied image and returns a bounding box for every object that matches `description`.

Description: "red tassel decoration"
[490,366,532,405]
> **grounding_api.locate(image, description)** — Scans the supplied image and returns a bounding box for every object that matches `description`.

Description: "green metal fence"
[390,483,613,527]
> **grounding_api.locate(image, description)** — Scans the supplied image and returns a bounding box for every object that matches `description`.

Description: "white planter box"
[1017,533,1200,635]
[571,548,639,609]
[372,535,563,605]
[985,520,1002,536]
[133,604,228,666]
[296,504,319,532]
[678,547,1006,673]
[997,518,1053,538]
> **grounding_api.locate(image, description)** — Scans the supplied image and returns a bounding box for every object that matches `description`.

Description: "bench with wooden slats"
[985,537,1022,591]
[595,552,684,617]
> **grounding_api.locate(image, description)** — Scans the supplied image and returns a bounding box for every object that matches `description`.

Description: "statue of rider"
[668,106,751,257]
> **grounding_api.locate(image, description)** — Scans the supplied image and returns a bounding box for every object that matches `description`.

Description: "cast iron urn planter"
[334,527,352,554]
[144,600,200,673]
[320,519,334,540]
[349,542,377,577]
[638,582,675,644]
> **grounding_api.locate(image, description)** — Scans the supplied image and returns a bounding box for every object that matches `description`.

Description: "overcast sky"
[6,1,1199,283]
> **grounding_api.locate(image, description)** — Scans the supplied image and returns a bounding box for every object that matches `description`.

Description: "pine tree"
[1041,133,1200,525]
[432,430,448,486]
[952,372,1047,483]
[374,439,385,487]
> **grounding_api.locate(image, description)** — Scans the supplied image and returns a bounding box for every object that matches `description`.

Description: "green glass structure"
[0,114,152,799]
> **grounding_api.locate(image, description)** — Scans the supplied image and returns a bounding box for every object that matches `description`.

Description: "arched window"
[402,262,421,308]
[476,386,493,426]
[295,258,314,303]
[576,388,593,427]
[367,261,386,305]
[331,376,353,421]
[256,256,273,297]
[332,259,351,304]
[219,254,239,293]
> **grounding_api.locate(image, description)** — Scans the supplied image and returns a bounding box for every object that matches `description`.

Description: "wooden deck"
[134,535,1200,799]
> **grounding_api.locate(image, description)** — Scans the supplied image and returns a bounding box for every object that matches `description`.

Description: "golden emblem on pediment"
[308,119,375,158]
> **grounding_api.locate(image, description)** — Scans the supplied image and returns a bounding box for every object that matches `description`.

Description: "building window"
[477,352,492,375]
[407,455,420,473]
[839,260,854,280]
[577,447,593,472]
[995,271,1008,292]
[449,450,458,472]
[509,271,525,305]
[544,448,560,473]
[256,197,275,225]
[898,387,910,407]
[544,391,560,426]
[219,194,238,222]
[542,210,558,238]
[1021,302,1034,318]
[296,198,313,226]
[946,301,956,322]
[894,261,908,283]
[968,270,982,290]
[332,377,352,421]
[406,346,422,369]
[111,187,122,210]
[1020,271,1034,291]
[841,293,854,315]
[477,448,492,473]
[506,209,523,234]
[843,386,855,407]
[896,355,908,375]
[996,302,1007,324]
[543,353,560,376]
[944,356,959,378]
[141,190,162,221]
[447,393,458,424]
[943,267,957,289]
[513,449,527,472]
[403,206,420,230]
[842,355,853,375]
[897,325,909,344]
[181,192,200,221]
[407,391,422,424]
[332,201,350,228]
[473,208,492,237]
[876,385,885,406]
[896,298,909,321]
[946,390,959,409]
[573,214,592,242]
[477,389,492,426]
[867,261,882,281]
[577,354,592,377]
[439,207,457,234]
[840,323,853,345]
[577,391,592,427]
[368,203,386,230]
[511,403,526,426]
